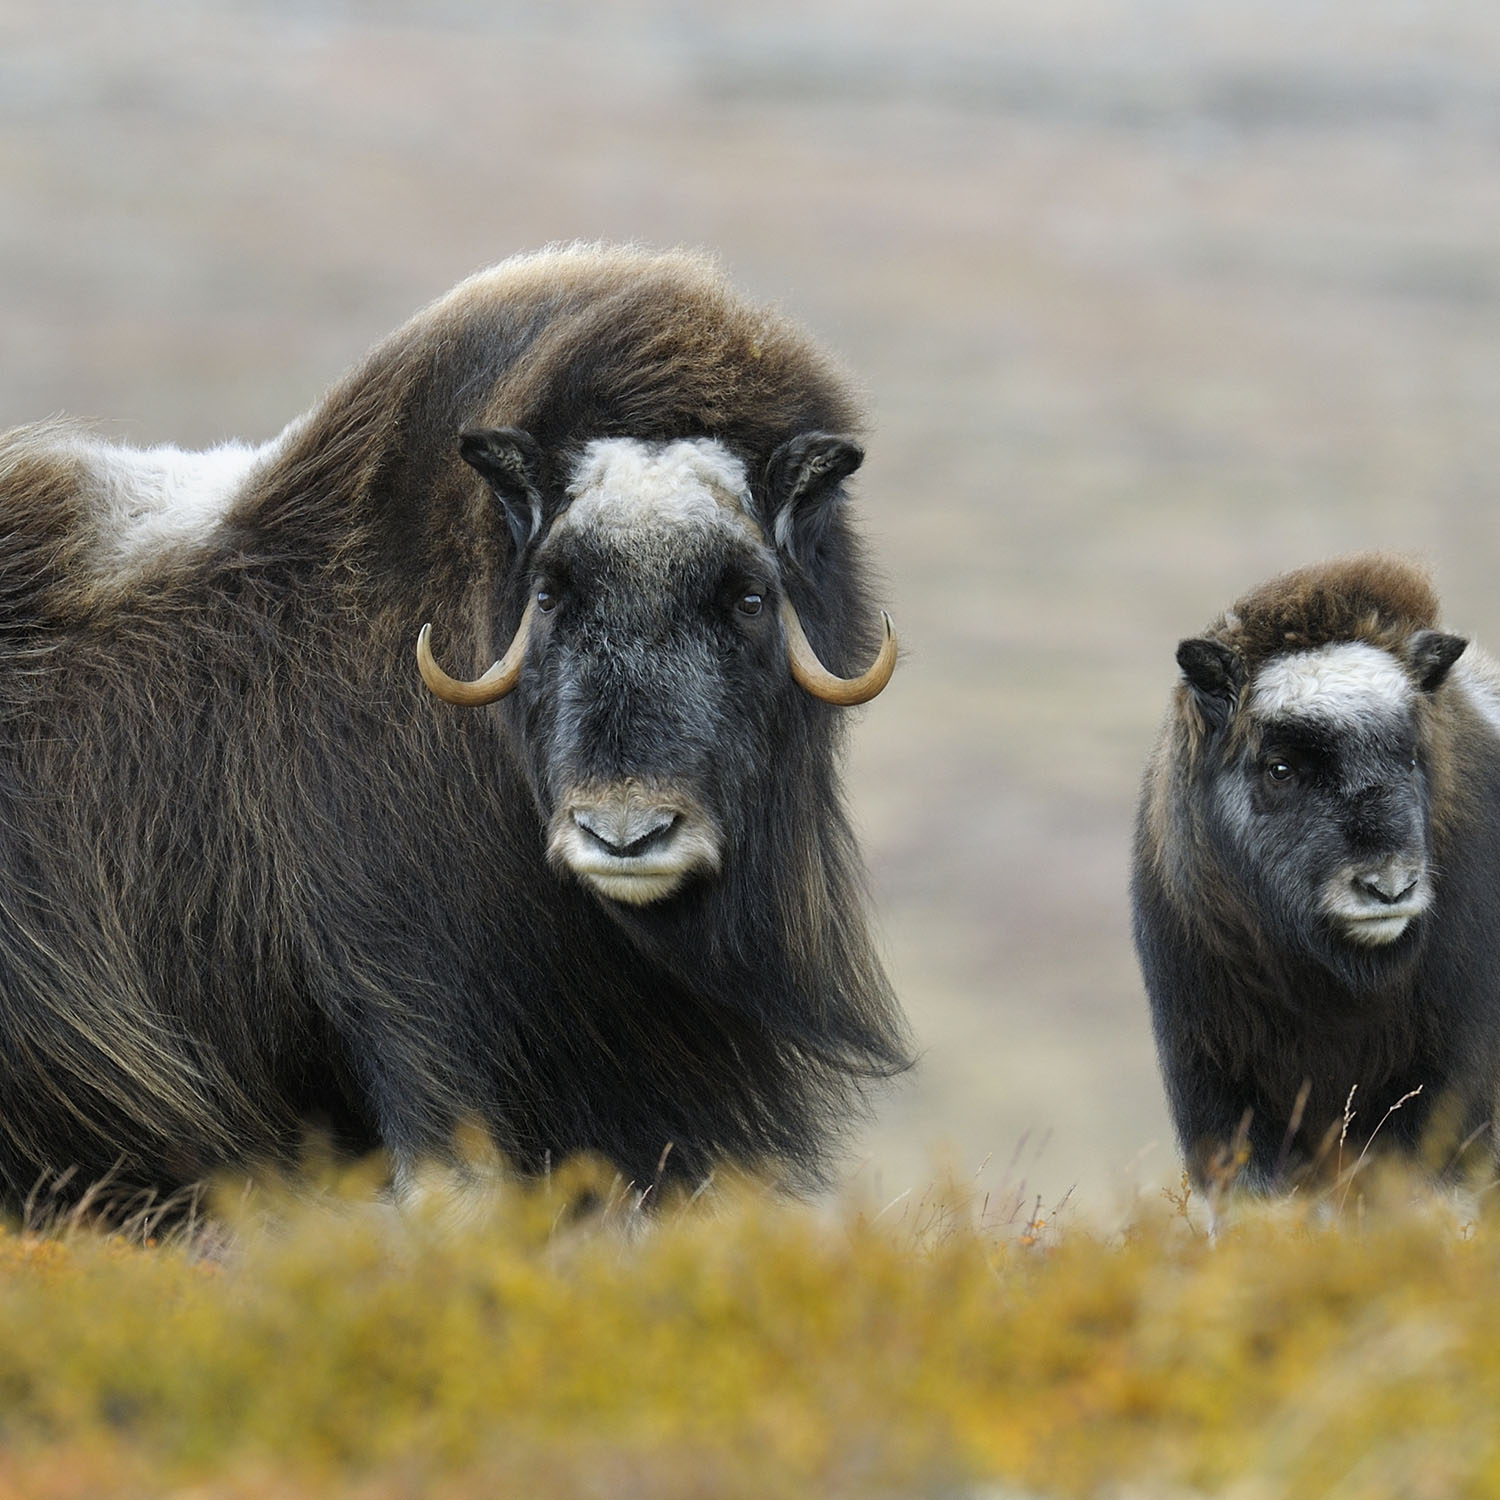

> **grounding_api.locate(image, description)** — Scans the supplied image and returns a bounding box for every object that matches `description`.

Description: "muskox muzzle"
[1322,854,1432,946]
[544,782,722,905]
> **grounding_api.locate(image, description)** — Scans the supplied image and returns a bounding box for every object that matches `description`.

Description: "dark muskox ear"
[1409,630,1467,693]
[458,427,546,558]
[1176,638,1244,734]
[763,433,864,567]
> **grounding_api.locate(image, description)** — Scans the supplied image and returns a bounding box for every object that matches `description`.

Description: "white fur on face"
[1320,856,1432,945]
[1250,642,1413,726]
[559,438,760,543]
[547,783,722,905]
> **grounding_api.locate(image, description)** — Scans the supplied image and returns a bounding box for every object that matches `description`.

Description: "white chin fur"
[547,789,722,906]
[1322,860,1430,946]
[577,869,691,905]
[1338,914,1414,946]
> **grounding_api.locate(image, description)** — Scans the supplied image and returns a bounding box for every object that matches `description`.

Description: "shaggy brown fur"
[1198,553,1440,671]
[0,244,909,1211]
[1135,553,1500,1190]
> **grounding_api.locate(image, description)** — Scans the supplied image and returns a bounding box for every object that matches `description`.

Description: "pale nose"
[1353,866,1419,905]
[572,806,678,858]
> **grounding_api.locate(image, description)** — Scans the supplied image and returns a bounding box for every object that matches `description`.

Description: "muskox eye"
[737,593,763,617]
[1265,760,1294,784]
[537,589,557,613]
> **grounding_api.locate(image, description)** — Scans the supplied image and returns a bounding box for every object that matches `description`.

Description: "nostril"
[572,808,678,858]
[1355,874,1418,906]
[615,816,678,858]
[574,818,622,855]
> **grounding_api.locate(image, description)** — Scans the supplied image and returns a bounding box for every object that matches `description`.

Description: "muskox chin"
[0,243,911,1213]
[1133,553,1500,1191]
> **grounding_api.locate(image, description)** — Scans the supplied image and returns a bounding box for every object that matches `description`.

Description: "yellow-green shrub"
[0,1160,1494,1499]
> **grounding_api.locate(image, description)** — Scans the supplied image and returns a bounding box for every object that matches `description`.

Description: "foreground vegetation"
[0,1155,1495,1499]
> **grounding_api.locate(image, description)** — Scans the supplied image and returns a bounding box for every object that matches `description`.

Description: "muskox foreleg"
[325,1002,497,1200]
[1154,1036,1294,1195]
[1135,871,1300,1193]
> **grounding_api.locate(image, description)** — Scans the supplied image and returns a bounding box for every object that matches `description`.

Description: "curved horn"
[417,598,536,706]
[782,598,897,707]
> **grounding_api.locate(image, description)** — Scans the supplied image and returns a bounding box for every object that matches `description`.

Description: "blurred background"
[5,0,1500,1212]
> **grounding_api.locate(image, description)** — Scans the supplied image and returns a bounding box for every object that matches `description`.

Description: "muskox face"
[522,437,778,906]
[1178,631,1467,971]
[418,429,895,907]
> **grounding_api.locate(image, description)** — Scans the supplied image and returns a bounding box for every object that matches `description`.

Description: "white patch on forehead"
[1250,641,1413,725]
[560,437,759,541]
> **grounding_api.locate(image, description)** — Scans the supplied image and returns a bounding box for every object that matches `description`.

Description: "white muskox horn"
[417,598,536,706]
[782,598,897,707]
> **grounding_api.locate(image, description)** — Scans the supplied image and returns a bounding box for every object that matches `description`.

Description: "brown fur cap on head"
[1202,552,1440,668]
[1168,553,1456,759]
[465,244,863,452]
[312,242,863,473]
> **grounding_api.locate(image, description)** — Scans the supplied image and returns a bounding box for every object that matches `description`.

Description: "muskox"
[1132,553,1500,1190]
[0,244,911,1210]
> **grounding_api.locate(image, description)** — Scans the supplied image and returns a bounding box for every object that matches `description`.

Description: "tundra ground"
[0,1159,1493,1500]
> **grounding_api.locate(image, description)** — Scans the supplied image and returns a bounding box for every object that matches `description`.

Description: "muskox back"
[0,245,911,1210]
[1132,554,1500,1189]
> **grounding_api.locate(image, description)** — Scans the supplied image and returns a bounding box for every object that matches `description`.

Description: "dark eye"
[1265,760,1294,784]
[536,589,557,613]
[736,593,764,617]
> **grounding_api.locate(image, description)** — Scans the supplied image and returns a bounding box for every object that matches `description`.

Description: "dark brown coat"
[1133,554,1500,1189]
[0,245,910,1209]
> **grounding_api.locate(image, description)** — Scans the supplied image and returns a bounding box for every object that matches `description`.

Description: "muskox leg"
[1158,1040,1275,1194]
[322,991,505,1212]
[390,1151,507,1230]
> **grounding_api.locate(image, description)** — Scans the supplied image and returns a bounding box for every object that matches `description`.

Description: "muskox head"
[417,428,895,907]
[1176,628,1468,974]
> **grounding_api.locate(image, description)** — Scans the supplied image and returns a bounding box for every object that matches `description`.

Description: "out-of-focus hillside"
[5,0,1500,1205]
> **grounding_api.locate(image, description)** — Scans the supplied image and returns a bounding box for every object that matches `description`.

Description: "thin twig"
[1338,1086,1423,1213]
[1274,1077,1313,1185]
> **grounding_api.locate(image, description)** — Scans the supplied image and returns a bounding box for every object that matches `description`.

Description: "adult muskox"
[1132,553,1500,1190]
[0,244,910,1210]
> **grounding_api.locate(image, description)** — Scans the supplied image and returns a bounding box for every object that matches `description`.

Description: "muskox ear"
[1176,638,1244,734]
[458,427,546,558]
[763,433,864,567]
[1410,630,1467,693]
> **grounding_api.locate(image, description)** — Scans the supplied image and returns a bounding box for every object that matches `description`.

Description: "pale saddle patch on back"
[63,427,292,581]
[1453,648,1500,742]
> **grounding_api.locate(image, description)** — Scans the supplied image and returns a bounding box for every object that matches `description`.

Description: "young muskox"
[1133,553,1500,1189]
[0,244,910,1211]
